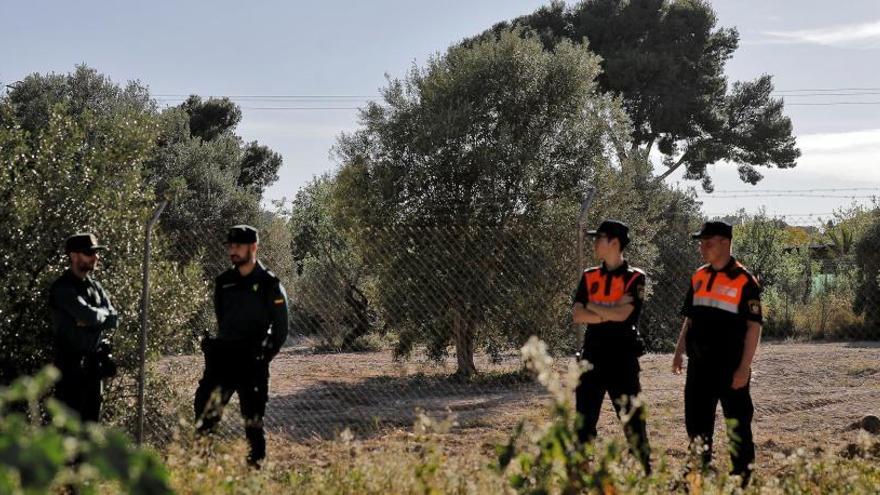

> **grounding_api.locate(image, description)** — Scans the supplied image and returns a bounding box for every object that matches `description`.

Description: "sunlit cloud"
[763,20,880,49]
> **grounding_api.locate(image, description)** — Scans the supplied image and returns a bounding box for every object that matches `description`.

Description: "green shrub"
[0,367,172,494]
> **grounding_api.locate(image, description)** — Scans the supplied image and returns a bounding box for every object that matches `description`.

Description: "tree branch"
[644,136,656,157]
[654,150,690,182]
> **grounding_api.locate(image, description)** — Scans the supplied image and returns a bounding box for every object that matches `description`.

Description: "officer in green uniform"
[194,225,289,467]
[49,233,118,423]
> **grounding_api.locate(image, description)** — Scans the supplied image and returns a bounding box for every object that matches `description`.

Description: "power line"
[153,88,880,97]
[147,88,880,112]
[242,107,361,110]
[155,102,362,110]
[173,101,880,110]
[705,212,838,218]
[700,194,878,199]
[773,87,880,93]
[784,101,880,106]
[709,188,880,193]
[778,92,880,97]
[153,94,376,98]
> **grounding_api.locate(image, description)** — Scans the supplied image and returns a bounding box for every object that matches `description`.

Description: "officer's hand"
[618,295,635,306]
[672,352,684,375]
[104,313,119,329]
[731,366,750,390]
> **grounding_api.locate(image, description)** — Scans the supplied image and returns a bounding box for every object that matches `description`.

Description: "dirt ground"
[155,341,880,473]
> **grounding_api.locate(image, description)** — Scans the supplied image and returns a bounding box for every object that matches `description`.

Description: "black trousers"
[54,354,102,423]
[194,341,270,462]
[575,354,651,473]
[685,361,755,480]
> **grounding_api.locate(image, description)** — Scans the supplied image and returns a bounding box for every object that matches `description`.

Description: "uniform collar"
[600,260,629,276]
[706,256,739,276]
[64,268,93,285]
[233,260,265,279]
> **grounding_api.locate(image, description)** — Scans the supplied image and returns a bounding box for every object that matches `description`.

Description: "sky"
[2,0,879,226]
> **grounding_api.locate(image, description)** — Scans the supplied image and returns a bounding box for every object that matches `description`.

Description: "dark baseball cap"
[65,233,107,254]
[692,221,733,239]
[586,219,630,248]
[226,225,259,244]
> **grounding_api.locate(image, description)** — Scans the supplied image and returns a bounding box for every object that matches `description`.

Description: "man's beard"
[231,255,252,267]
[77,260,96,273]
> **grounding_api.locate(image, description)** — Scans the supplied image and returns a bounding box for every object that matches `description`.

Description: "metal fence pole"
[577,187,597,273]
[136,200,168,445]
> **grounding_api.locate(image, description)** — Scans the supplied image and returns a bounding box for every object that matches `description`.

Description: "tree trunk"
[340,284,372,351]
[452,309,477,380]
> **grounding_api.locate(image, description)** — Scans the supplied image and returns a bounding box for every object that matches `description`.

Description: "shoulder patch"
[748,299,762,315]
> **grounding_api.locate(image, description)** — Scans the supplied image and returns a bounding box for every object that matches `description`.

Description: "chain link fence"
[131,208,880,449]
[137,220,579,445]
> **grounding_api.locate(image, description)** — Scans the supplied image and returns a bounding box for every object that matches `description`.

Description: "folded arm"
[53,285,111,326]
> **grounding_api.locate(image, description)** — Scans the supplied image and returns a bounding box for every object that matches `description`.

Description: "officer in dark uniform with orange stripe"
[572,220,651,474]
[672,221,762,485]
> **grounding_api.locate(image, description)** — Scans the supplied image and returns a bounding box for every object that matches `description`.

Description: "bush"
[853,220,880,339]
[0,102,210,442]
[0,367,172,494]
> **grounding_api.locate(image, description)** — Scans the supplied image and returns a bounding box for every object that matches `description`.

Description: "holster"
[83,340,117,379]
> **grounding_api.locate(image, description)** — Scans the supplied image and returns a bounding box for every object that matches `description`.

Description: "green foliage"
[0,367,172,494]
[333,30,630,376]
[853,218,880,338]
[287,175,377,350]
[239,141,283,195]
[180,95,242,142]
[732,210,816,338]
[2,65,157,140]
[728,208,876,340]
[0,69,214,436]
[137,89,286,289]
[827,203,880,255]
[733,208,790,288]
[496,337,646,494]
[586,158,703,352]
[0,98,151,375]
[144,105,262,263]
[478,0,799,189]
[143,94,291,343]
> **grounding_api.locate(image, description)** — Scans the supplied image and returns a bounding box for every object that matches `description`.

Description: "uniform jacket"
[573,261,647,361]
[49,269,117,356]
[214,261,289,358]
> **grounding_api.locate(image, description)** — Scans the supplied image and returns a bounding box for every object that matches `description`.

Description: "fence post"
[136,200,168,445]
[577,187,597,273]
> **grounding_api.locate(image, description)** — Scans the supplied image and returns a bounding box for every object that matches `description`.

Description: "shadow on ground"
[261,371,544,441]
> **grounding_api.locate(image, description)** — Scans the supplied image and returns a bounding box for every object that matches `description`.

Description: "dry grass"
[146,341,880,493]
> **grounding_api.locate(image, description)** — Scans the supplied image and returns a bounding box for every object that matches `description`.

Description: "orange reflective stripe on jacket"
[690,263,749,314]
